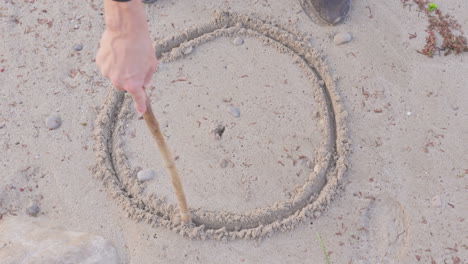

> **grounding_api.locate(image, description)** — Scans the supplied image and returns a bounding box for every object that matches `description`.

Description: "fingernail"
[137,107,146,114]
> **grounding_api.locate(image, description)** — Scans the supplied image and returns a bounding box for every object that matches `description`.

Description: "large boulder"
[0,217,119,264]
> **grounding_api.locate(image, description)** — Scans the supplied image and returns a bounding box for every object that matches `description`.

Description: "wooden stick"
[142,92,190,223]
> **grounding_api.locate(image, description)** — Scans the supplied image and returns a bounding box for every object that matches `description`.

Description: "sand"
[1,0,467,263]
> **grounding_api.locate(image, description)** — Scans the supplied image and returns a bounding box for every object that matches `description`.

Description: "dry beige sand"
[1,0,467,263]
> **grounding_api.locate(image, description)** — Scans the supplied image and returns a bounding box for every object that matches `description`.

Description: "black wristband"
[113,0,131,2]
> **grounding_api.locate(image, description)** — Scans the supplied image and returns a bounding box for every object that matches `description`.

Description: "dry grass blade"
[316,232,331,264]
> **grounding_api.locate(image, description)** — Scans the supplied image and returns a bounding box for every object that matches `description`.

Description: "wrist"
[104,0,147,33]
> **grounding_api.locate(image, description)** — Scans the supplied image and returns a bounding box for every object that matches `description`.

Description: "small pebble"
[137,169,157,182]
[313,210,321,218]
[26,203,40,217]
[213,124,225,140]
[0,123,5,129]
[172,215,181,226]
[45,115,61,130]
[73,43,83,51]
[217,159,230,168]
[300,157,313,169]
[431,195,444,208]
[333,32,352,45]
[232,37,244,46]
[157,62,167,72]
[227,106,240,118]
[182,46,193,55]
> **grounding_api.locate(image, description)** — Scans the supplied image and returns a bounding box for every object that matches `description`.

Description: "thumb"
[129,86,147,114]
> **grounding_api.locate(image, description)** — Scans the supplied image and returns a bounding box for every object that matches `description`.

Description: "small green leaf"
[427,3,438,12]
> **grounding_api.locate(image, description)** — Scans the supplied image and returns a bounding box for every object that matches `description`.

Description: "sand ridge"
[93,11,349,240]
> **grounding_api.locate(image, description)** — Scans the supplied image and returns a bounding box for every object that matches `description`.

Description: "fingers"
[96,34,156,114]
[144,68,154,86]
[127,82,147,114]
[144,58,158,86]
[110,78,126,92]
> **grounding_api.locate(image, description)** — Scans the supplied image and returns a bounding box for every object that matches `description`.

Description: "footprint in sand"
[360,196,409,264]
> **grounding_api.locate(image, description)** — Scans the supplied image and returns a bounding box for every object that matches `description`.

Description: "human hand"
[96,0,157,114]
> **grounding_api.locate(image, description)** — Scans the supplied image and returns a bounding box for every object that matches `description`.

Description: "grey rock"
[73,43,83,51]
[232,37,244,46]
[45,115,61,130]
[182,46,193,55]
[227,106,240,118]
[213,123,225,140]
[313,210,321,218]
[299,156,314,169]
[217,159,230,168]
[0,218,119,264]
[431,195,444,208]
[333,32,352,45]
[137,169,157,182]
[26,203,40,217]
[157,62,167,72]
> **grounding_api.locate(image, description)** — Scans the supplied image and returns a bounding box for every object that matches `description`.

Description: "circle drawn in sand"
[93,11,348,240]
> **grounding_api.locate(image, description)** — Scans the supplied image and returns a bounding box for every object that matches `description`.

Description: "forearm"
[103,0,148,33]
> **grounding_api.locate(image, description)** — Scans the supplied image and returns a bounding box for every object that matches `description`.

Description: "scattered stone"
[375,137,383,147]
[431,195,444,208]
[0,218,119,264]
[313,210,321,218]
[137,169,157,182]
[182,46,193,55]
[299,156,314,169]
[0,123,5,129]
[213,123,225,140]
[25,203,40,217]
[45,115,61,130]
[313,111,320,118]
[172,215,181,226]
[157,62,167,72]
[227,105,241,118]
[73,43,83,51]
[333,32,352,45]
[217,159,230,168]
[232,37,244,46]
